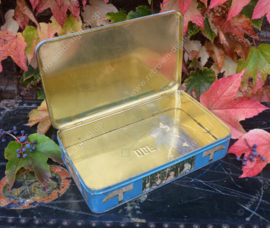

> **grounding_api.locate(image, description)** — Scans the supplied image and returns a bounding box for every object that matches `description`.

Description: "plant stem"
[244,138,252,150]
[6,133,18,141]
[253,38,257,48]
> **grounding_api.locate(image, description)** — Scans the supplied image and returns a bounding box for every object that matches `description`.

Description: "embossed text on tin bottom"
[134,146,156,157]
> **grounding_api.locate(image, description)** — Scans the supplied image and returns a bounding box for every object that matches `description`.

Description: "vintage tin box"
[36,11,231,213]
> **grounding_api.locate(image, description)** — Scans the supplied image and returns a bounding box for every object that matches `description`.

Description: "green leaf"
[240,0,263,30]
[203,18,216,43]
[251,18,263,30]
[148,0,152,4]
[59,14,82,36]
[107,9,127,23]
[23,26,39,64]
[20,75,34,88]
[23,65,40,81]
[20,65,40,90]
[197,1,204,8]
[187,22,202,37]
[241,0,258,18]
[37,87,45,100]
[237,44,270,92]
[127,5,151,20]
[5,133,62,190]
[189,58,202,69]
[185,68,216,97]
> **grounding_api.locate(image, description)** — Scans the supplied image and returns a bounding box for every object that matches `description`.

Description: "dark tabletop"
[0,100,270,228]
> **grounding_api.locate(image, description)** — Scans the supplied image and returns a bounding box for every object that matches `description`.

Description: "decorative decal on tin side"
[203,145,225,161]
[64,156,81,191]
[103,184,133,203]
[142,156,196,192]
[0,166,71,209]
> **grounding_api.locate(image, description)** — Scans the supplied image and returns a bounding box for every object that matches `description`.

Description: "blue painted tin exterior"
[59,135,230,213]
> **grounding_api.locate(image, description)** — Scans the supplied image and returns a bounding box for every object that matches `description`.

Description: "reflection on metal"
[203,145,225,161]
[103,184,133,203]
[0,166,71,209]
[65,156,81,191]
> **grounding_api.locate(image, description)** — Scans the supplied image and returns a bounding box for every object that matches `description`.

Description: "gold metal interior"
[58,91,230,190]
[36,11,230,190]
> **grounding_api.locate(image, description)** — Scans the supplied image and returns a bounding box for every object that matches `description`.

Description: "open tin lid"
[36,11,184,129]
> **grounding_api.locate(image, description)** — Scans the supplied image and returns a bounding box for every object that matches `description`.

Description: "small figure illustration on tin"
[180,163,192,175]
[142,156,195,192]
[155,173,162,185]
[143,176,151,192]
[165,171,175,182]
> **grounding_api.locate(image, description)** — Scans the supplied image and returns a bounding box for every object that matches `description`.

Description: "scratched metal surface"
[0,100,270,228]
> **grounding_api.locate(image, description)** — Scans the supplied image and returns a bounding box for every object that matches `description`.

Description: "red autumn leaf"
[162,0,191,15]
[14,6,29,30]
[37,118,51,134]
[208,2,258,40]
[14,0,39,30]
[82,0,87,7]
[253,86,270,102]
[205,40,225,71]
[30,0,39,10]
[178,0,192,15]
[160,0,204,35]
[23,19,61,65]
[160,0,191,14]
[200,0,207,7]
[228,129,270,177]
[23,15,81,67]
[226,0,251,22]
[206,2,257,60]
[252,0,270,24]
[0,30,27,72]
[209,0,227,9]
[160,0,179,13]
[200,69,269,138]
[222,33,250,61]
[26,100,52,134]
[182,57,189,76]
[30,0,81,26]
[183,0,204,35]
[221,14,258,39]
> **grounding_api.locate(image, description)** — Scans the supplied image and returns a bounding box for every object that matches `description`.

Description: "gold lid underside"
[36,11,183,129]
